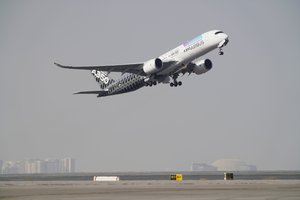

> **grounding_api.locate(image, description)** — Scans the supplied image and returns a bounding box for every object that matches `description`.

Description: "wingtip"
[54,62,63,67]
[73,91,83,95]
[73,91,85,95]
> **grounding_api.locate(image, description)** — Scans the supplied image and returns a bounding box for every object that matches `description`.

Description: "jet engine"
[191,59,212,75]
[143,58,163,74]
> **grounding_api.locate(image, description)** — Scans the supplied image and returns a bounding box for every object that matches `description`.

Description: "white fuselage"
[153,30,229,76]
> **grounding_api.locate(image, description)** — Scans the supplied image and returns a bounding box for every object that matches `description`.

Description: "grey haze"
[0,0,299,172]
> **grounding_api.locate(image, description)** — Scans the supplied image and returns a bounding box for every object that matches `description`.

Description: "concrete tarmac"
[1,180,300,200]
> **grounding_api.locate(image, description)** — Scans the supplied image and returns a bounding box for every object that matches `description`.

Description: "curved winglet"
[54,62,94,70]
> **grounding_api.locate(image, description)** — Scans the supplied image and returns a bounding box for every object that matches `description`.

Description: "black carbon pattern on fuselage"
[107,74,145,96]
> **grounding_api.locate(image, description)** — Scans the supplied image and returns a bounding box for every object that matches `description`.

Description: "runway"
[1,180,300,200]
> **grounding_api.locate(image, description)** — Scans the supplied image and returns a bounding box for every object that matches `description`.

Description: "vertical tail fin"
[91,70,115,89]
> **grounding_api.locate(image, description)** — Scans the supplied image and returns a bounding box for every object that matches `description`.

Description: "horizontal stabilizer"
[73,90,108,97]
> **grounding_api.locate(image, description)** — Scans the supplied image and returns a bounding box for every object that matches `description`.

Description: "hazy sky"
[1,0,299,172]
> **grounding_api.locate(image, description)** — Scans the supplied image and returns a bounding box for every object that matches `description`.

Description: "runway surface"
[1,180,300,200]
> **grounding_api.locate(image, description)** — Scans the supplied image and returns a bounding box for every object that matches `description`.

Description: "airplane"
[55,30,229,97]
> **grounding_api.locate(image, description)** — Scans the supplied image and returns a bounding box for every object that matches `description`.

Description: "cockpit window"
[215,31,223,35]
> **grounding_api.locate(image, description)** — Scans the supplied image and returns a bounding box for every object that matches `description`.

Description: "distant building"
[59,158,75,173]
[2,161,20,174]
[212,159,257,171]
[44,159,59,173]
[1,158,75,174]
[191,163,217,171]
[24,159,45,173]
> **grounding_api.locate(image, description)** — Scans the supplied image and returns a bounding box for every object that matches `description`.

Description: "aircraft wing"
[54,62,145,75]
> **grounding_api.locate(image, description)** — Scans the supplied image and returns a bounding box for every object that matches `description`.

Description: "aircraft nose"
[222,34,229,46]
[224,37,229,46]
[218,34,229,48]
[224,33,229,41]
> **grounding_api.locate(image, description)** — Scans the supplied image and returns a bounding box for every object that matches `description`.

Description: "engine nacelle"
[191,59,213,75]
[143,58,163,74]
